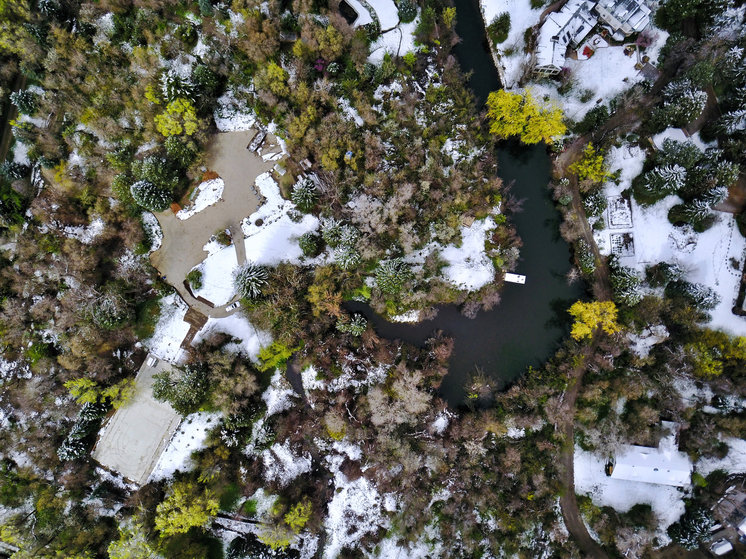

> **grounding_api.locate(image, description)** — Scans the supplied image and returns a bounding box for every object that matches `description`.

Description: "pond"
[348,0,584,405]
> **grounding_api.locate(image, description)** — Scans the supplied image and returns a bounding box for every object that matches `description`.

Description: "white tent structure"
[610,421,692,487]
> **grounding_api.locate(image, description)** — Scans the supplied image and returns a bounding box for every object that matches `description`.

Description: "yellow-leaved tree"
[568,300,620,340]
[486,89,565,144]
[569,143,609,184]
[154,481,219,536]
[154,98,199,137]
[64,378,135,408]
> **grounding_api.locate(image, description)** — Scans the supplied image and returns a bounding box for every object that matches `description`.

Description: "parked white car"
[226,301,241,311]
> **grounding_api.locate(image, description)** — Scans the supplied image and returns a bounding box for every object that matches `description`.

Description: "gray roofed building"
[595,0,651,38]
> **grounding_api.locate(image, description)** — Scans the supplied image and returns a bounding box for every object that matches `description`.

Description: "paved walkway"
[150,130,282,318]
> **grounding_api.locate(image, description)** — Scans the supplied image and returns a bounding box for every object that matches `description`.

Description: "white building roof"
[610,422,692,487]
[595,0,650,35]
[535,0,598,72]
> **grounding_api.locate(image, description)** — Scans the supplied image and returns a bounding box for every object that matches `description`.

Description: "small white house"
[609,421,692,487]
[595,0,651,39]
[535,0,599,76]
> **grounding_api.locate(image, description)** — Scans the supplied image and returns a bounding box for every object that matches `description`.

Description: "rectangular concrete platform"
[92,355,182,485]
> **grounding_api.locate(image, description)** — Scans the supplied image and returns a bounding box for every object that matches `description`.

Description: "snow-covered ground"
[696,438,746,477]
[481,0,542,87]
[262,439,312,486]
[323,451,387,559]
[263,370,298,417]
[214,89,256,132]
[148,411,221,482]
[440,217,497,291]
[63,217,105,244]
[598,144,746,336]
[368,0,398,29]
[191,314,272,361]
[241,173,320,265]
[143,293,191,362]
[191,244,238,306]
[176,178,225,220]
[574,446,687,544]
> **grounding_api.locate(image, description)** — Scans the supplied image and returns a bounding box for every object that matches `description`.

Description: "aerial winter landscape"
[2,0,746,556]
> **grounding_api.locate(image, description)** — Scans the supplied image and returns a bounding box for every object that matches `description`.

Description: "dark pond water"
[346,0,584,406]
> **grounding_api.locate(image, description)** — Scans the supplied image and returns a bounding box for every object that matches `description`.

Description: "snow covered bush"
[610,265,643,306]
[320,217,342,247]
[702,185,728,206]
[92,293,133,329]
[291,177,317,211]
[487,12,511,44]
[655,80,707,127]
[57,402,108,461]
[645,261,684,287]
[152,364,209,416]
[130,180,172,212]
[322,219,361,269]
[582,189,608,217]
[160,69,194,103]
[665,280,721,310]
[10,90,37,115]
[398,0,417,23]
[657,138,702,170]
[334,245,361,270]
[576,239,596,274]
[337,313,367,336]
[234,262,269,299]
[667,505,715,550]
[375,258,413,294]
[642,164,686,196]
[298,231,320,257]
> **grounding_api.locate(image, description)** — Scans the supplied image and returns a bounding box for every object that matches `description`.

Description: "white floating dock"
[505,273,526,284]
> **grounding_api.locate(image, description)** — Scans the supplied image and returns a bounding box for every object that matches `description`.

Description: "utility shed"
[535,0,598,75]
[610,421,692,487]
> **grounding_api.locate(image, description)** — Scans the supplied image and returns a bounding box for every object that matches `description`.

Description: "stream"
[350,0,584,405]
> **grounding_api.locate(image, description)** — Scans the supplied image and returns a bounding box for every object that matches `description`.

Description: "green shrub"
[186,269,203,291]
[398,0,417,23]
[487,12,511,45]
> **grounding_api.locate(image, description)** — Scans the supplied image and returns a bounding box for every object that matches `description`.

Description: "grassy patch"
[134,297,162,339]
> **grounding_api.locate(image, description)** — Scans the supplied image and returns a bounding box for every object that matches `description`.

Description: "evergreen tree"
[643,164,686,196]
[375,258,413,294]
[152,364,210,416]
[668,505,715,550]
[154,481,219,536]
[582,189,608,217]
[131,155,179,191]
[0,161,29,180]
[337,313,367,336]
[291,177,317,211]
[160,69,194,103]
[701,185,728,206]
[683,199,712,223]
[720,108,746,134]
[611,265,643,306]
[130,180,172,212]
[334,245,361,270]
[666,280,721,310]
[320,217,343,247]
[92,293,133,329]
[657,139,702,169]
[10,90,37,115]
[657,82,708,127]
[234,263,269,299]
[398,0,417,23]
[646,261,684,287]
[298,232,320,257]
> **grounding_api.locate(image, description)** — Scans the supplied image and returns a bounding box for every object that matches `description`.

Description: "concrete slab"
[92,356,182,485]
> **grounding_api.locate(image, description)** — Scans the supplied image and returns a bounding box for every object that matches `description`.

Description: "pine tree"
[10,90,37,115]
[334,246,361,270]
[668,506,715,550]
[130,180,172,212]
[398,0,417,23]
[646,261,684,287]
[658,139,702,169]
[152,364,210,416]
[234,263,269,299]
[92,293,133,329]
[291,177,317,211]
[720,108,746,134]
[666,280,721,310]
[0,161,29,180]
[582,189,608,217]
[337,313,367,336]
[320,217,343,247]
[702,185,728,206]
[375,258,413,294]
[298,232,320,257]
[643,164,687,196]
[611,266,643,306]
[160,69,194,103]
[683,199,712,223]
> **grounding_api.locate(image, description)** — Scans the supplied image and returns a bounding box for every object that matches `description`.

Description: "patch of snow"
[95,467,137,492]
[332,440,363,461]
[176,178,225,220]
[143,293,191,363]
[263,369,297,417]
[574,446,686,540]
[338,97,365,127]
[324,454,387,559]
[148,412,221,482]
[202,237,229,256]
[480,0,542,88]
[346,0,373,26]
[192,314,271,362]
[628,324,669,358]
[240,173,320,266]
[191,244,238,307]
[432,414,449,435]
[507,427,526,439]
[261,439,312,486]
[63,217,105,244]
[328,363,389,393]
[389,310,420,322]
[368,0,399,29]
[141,211,163,253]
[301,365,326,392]
[12,142,29,165]
[248,488,279,518]
[696,438,746,477]
[439,217,497,291]
[214,89,257,132]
